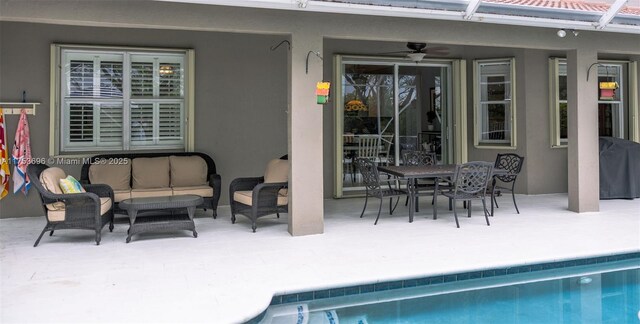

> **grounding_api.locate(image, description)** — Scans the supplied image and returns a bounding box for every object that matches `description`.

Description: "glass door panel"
[337,58,454,197]
[342,64,394,189]
[398,66,420,164]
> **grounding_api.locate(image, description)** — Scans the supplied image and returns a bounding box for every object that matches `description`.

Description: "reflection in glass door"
[336,57,452,197]
[341,63,395,190]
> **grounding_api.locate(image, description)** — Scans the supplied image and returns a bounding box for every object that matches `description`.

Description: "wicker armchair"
[27,164,114,246]
[229,157,289,232]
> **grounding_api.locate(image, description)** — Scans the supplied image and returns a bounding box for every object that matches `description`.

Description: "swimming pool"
[258,257,639,323]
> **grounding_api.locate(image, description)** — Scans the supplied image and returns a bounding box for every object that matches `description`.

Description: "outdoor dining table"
[377,164,508,223]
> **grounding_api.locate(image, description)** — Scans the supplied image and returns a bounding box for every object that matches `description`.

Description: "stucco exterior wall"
[0,0,639,218]
[0,21,288,218]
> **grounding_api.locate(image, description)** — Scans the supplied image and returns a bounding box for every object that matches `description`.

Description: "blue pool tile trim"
[269,252,640,306]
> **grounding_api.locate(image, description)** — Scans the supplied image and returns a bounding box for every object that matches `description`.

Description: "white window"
[51,45,194,154]
[549,59,639,147]
[473,58,516,148]
[549,58,568,147]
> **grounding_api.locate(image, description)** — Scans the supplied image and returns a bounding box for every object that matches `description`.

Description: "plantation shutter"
[68,103,94,143]
[98,104,123,145]
[158,103,183,142]
[59,48,188,152]
[131,62,154,97]
[159,63,182,97]
[100,61,123,98]
[69,60,93,97]
[131,103,154,144]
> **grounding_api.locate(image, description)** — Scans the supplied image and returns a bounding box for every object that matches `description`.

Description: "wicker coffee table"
[119,195,203,243]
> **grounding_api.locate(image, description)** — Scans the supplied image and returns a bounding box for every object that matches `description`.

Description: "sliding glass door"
[335,56,454,197]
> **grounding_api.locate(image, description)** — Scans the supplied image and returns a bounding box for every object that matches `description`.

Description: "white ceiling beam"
[153,0,640,34]
[596,0,628,29]
[463,0,483,20]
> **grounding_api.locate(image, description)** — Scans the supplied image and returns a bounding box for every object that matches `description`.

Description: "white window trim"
[549,57,567,148]
[473,57,517,149]
[49,44,195,157]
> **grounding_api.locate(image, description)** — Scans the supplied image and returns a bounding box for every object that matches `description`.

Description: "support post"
[567,49,599,212]
[287,32,324,235]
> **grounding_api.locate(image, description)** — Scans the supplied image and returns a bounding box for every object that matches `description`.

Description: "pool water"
[260,260,639,324]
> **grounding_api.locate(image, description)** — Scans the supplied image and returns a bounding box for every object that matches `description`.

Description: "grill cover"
[599,137,640,199]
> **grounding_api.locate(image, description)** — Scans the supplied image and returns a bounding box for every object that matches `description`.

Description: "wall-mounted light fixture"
[297,0,308,8]
[557,29,579,38]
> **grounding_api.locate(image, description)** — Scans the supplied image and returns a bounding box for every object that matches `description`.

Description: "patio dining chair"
[354,135,380,182]
[402,150,438,211]
[27,164,114,246]
[378,134,394,166]
[355,158,408,225]
[489,153,525,216]
[433,161,493,228]
[357,135,380,161]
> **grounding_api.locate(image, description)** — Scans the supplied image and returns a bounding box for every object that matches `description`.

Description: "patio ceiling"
[157,0,640,34]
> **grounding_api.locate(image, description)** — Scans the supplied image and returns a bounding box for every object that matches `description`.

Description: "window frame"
[473,58,517,149]
[49,44,195,156]
[549,57,567,148]
[549,58,639,148]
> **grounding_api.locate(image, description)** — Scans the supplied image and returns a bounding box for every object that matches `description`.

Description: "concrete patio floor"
[1,194,638,323]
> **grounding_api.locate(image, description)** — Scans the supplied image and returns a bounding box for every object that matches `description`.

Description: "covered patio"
[0,0,639,237]
[1,194,638,323]
[0,1,639,322]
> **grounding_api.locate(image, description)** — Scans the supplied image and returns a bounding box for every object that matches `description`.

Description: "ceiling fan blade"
[424,46,448,52]
[424,49,450,56]
[376,50,412,55]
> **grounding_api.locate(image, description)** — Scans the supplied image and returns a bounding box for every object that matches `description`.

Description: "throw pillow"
[59,175,86,194]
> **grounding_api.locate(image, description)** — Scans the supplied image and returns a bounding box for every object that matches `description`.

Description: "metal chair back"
[355,158,382,195]
[402,150,437,166]
[452,161,494,195]
[494,153,525,183]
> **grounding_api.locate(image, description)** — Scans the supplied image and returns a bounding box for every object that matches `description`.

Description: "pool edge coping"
[245,251,640,323]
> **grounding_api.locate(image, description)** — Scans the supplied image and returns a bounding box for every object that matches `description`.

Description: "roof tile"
[484,0,639,16]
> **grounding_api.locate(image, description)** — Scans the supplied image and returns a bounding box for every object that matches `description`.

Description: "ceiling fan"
[383,42,450,62]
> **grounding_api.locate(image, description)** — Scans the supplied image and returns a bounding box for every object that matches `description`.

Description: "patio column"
[566,48,599,212]
[287,32,324,236]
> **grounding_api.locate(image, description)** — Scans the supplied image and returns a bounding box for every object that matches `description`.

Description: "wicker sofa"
[80,152,221,218]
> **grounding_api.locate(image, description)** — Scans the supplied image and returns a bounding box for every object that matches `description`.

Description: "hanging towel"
[0,108,10,199]
[12,109,32,195]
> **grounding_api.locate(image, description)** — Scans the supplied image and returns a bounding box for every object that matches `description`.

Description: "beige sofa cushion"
[233,190,288,206]
[169,155,208,187]
[264,159,289,183]
[172,186,213,197]
[47,197,112,222]
[130,188,173,199]
[264,159,289,196]
[132,157,170,189]
[39,167,66,211]
[113,189,131,203]
[88,160,131,190]
[40,167,66,194]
